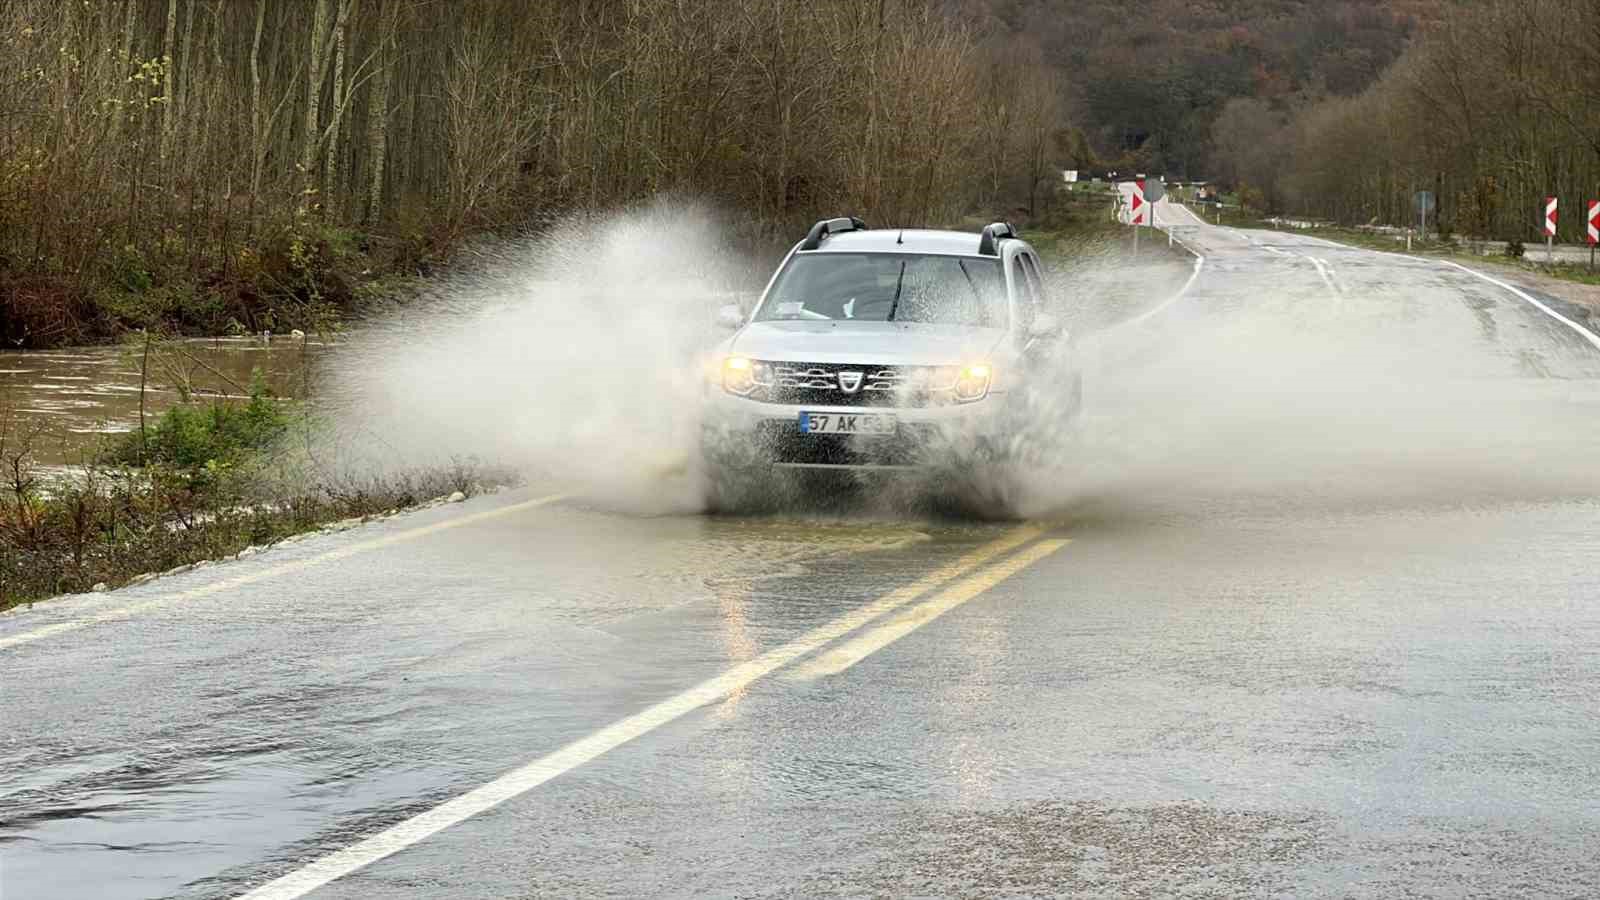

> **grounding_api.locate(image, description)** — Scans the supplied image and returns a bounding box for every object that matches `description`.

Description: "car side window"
[1012,253,1041,335]
[1020,254,1044,303]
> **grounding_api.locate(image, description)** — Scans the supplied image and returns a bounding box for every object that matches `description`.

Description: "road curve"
[4,212,1600,899]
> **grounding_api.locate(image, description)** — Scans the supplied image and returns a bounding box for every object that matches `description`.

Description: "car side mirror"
[716,304,744,330]
[1028,313,1062,340]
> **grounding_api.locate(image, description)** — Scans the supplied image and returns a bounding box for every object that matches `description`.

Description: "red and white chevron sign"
[1131,180,1147,225]
[1544,196,1558,237]
[1587,200,1598,245]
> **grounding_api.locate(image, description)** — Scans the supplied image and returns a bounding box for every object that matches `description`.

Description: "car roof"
[803,228,991,257]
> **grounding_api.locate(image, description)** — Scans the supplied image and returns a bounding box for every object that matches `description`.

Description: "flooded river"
[0,337,327,469]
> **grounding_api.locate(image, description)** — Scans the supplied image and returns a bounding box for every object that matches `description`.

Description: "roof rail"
[800,216,868,251]
[977,221,1017,256]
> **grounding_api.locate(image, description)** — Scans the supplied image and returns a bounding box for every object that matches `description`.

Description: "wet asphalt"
[4,216,1600,899]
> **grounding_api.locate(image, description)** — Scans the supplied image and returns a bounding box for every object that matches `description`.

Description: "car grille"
[766,362,943,407]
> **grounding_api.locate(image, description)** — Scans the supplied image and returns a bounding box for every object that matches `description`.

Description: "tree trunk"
[248,0,266,235]
[300,0,356,211]
[322,10,349,213]
[301,0,331,205]
[366,19,392,225]
[177,0,196,156]
[111,0,138,144]
[159,0,179,165]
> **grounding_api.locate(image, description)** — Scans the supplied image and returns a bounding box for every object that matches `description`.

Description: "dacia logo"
[838,371,864,394]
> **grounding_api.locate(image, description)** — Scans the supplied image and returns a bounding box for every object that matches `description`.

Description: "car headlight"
[953,363,992,402]
[721,356,772,397]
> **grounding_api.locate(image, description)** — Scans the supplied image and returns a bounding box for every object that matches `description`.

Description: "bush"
[1505,238,1525,259]
[2,393,511,608]
[104,375,288,489]
[0,273,91,348]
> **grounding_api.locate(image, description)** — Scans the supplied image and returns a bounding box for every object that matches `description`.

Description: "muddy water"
[0,337,327,469]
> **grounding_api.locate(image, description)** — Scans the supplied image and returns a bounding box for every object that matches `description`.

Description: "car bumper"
[701,390,1007,469]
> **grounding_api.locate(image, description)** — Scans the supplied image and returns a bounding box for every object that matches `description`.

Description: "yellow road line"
[789,537,1070,681]
[0,493,569,652]
[234,523,1048,900]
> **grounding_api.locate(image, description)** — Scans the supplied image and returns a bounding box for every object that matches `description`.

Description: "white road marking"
[1301,235,1600,352]
[787,538,1070,681]
[1123,209,1206,328]
[1305,255,1342,296]
[1151,218,1598,353]
[1287,232,1353,251]
[0,493,569,652]
[1438,260,1600,352]
[1323,258,1353,295]
[234,524,1051,900]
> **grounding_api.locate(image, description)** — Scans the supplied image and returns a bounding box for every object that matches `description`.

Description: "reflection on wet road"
[4,216,1600,898]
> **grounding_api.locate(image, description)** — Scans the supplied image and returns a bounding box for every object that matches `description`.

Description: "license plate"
[798,411,897,435]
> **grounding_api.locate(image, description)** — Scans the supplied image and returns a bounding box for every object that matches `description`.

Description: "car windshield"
[755,253,1007,327]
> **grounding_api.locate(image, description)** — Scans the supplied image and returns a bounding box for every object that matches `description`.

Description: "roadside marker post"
[1130,179,1146,257]
[1587,200,1598,268]
[1544,196,1558,262]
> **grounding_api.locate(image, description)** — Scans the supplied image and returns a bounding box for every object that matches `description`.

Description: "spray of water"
[313,203,1600,523]
[315,202,750,514]
[1004,253,1600,521]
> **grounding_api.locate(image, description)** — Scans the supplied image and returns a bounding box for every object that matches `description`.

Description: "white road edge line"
[1123,212,1206,328]
[1230,227,1600,352]
[1438,259,1600,352]
[1318,239,1600,351]
[0,493,569,652]
[235,525,1055,900]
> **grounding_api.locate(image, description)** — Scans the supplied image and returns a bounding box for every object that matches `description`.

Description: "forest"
[979,0,1442,181]
[999,0,1598,245]
[0,0,1071,347]
[1257,1,1600,245]
[7,0,1579,349]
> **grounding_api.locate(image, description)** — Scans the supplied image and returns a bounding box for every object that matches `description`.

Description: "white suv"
[702,217,1075,481]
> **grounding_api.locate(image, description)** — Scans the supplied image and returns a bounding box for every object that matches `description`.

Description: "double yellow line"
[787,524,1067,681]
[238,521,1068,900]
[4,483,1071,900]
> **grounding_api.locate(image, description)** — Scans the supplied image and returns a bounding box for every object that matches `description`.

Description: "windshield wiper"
[956,259,989,326]
[956,259,979,293]
[886,261,907,321]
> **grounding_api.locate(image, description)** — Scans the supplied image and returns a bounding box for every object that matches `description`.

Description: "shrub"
[104,374,289,487]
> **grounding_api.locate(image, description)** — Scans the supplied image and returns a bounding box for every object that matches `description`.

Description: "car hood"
[728,321,1007,365]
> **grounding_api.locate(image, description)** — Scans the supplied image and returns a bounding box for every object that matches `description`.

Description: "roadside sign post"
[1415,190,1435,238]
[1130,179,1147,257]
[1137,179,1171,249]
[1587,200,1598,268]
[1544,196,1558,262]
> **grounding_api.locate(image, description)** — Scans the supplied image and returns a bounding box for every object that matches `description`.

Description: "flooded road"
[3,213,1600,898]
[0,338,324,469]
